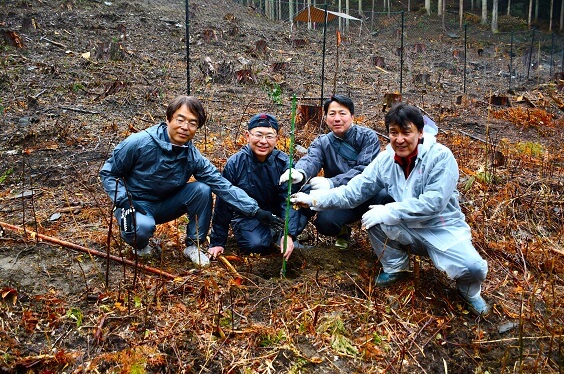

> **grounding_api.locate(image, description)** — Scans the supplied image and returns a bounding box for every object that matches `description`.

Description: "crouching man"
[99,95,283,266]
[291,103,489,315]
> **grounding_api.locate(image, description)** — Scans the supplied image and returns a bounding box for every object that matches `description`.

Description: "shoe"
[334,226,351,249]
[133,244,160,258]
[463,294,490,316]
[293,241,311,250]
[374,271,408,287]
[183,245,210,266]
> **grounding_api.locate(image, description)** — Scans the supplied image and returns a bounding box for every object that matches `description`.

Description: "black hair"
[323,94,355,115]
[166,95,207,128]
[384,103,424,132]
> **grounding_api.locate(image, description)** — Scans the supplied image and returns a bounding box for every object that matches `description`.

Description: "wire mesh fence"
[231,0,564,100]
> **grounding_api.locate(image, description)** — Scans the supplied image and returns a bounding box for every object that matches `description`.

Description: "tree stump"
[235,69,254,84]
[271,62,287,72]
[372,56,385,68]
[296,103,322,128]
[383,93,402,112]
[255,39,268,54]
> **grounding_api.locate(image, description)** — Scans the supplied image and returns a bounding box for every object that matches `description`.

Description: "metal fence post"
[400,11,404,94]
[321,3,329,107]
[463,23,467,94]
[185,0,190,95]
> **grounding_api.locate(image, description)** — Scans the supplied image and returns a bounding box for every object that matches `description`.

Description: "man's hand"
[255,209,285,231]
[279,235,294,260]
[289,192,316,208]
[207,246,224,259]
[310,176,331,190]
[279,168,304,185]
[118,202,146,233]
[361,205,385,230]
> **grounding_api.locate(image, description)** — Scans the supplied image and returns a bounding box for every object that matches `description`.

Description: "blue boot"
[374,271,408,287]
[462,294,490,316]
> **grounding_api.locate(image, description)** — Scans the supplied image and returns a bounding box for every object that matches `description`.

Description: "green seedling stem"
[281,95,297,278]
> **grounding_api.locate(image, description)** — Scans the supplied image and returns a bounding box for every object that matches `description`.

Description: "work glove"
[361,205,386,230]
[279,168,304,185]
[255,209,285,232]
[290,192,316,209]
[310,176,332,190]
[116,201,146,233]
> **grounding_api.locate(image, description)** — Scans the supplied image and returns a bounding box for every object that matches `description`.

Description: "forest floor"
[0,0,563,373]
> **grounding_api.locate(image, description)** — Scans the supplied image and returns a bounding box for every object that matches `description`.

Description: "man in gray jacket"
[279,94,390,248]
[100,95,283,266]
[290,103,489,315]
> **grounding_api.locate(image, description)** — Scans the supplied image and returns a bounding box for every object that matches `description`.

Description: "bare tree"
[425,0,431,14]
[482,0,488,24]
[549,0,554,31]
[346,0,350,31]
[507,0,511,15]
[560,0,563,31]
[371,0,375,28]
[438,0,443,16]
[289,0,295,26]
[492,0,499,32]
[528,0,533,28]
[460,0,464,27]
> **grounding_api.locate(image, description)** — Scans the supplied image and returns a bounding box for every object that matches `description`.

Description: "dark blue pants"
[115,182,212,249]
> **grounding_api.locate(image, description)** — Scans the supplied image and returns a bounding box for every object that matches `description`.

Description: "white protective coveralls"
[307,125,488,299]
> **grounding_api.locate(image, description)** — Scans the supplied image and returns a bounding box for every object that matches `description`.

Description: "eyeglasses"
[249,131,277,141]
[175,116,199,128]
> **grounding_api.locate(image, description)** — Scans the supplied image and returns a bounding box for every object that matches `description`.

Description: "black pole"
[321,3,328,108]
[399,11,404,94]
[561,42,564,75]
[510,32,514,90]
[185,0,190,95]
[463,23,467,94]
[527,28,535,80]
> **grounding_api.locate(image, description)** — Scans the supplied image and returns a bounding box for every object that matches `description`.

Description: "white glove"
[279,168,304,185]
[309,176,332,190]
[289,192,315,207]
[361,205,386,230]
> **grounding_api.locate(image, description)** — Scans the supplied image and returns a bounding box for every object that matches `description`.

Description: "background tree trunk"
[528,0,533,27]
[492,0,499,32]
[560,0,563,30]
[482,0,488,24]
[371,0,375,28]
[425,0,431,14]
[460,0,464,27]
[346,0,350,32]
[549,0,554,31]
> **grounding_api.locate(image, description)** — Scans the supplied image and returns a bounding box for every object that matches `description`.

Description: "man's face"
[246,127,277,162]
[389,122,423,157]
[166,104,199,145]
[325,101,353,138]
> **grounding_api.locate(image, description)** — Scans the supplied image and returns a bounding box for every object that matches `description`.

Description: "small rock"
[49,212,62,221]
[498,321,518,334]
